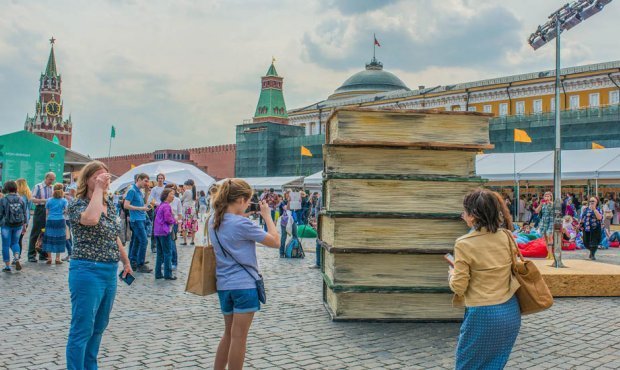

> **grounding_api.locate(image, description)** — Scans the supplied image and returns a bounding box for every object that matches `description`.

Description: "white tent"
[304,171,323,192]
[216,176,304,192]
[476,148,620,182]
[109,160,215,193]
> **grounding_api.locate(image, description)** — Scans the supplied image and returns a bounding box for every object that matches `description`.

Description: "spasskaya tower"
[24,37,73,148]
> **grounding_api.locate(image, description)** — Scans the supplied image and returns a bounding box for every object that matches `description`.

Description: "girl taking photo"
[208,179,279,370]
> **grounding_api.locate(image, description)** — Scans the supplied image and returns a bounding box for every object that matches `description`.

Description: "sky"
[1,0,619,157]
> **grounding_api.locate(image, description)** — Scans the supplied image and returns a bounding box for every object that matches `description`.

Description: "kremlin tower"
[252,60,289,124]
[24,37,73,148]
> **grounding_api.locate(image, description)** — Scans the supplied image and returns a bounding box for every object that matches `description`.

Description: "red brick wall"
[97,153,152,177]
[188,144,236,180]
[97,144,236,180]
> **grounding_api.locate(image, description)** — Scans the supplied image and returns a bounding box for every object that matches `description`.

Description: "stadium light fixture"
[527,0,613,268]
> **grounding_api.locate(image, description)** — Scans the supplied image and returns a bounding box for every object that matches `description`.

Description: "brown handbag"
[502,229,554,315]
[185,217,217,296]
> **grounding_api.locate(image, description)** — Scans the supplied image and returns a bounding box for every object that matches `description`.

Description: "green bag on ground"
[297,225,317,238]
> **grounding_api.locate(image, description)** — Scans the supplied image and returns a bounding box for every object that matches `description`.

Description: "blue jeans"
[315,239,321,267]
[66,259,118,370]
[129,220,147,266]
[155,235,173,279]
[2,226,22,262]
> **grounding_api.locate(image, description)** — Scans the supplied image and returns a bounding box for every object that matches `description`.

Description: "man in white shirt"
[147,173,166,207]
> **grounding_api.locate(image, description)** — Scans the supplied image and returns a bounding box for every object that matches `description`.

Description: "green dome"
[331,58,409,99]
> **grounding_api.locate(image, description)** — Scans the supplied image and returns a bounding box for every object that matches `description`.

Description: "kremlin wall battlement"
[97,144,236,180]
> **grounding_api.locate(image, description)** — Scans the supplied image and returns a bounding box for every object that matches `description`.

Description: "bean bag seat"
[610,241,620,248]
[518,238,548,258]
[561,240,577,251]
[297,225,318,238]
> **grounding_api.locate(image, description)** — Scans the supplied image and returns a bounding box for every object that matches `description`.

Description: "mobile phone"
[119,271,135,286]
[444,253,455,267]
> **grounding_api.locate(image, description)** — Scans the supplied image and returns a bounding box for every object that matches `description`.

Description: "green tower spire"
[253,60,289,124]
[45,37,58,77]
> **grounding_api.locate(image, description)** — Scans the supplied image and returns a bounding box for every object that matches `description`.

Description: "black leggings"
[583,228,601,256]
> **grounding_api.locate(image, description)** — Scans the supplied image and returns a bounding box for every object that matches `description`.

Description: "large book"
[324,177,484,214]
[324,145,477,177]
[326,108,491,147]
[320,215,468,252]
[324,285,463,321]
[324,252,454,288]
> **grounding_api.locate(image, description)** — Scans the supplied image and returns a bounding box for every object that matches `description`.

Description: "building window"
[610,90,619,105]
[516,101,525,116]
[467,106,476,112]
[533,99,543,114]
[550,97,555,112]
[483,105,492,113]
[569,95,580,110]
[499,103,508,116]
[589,93,600,107]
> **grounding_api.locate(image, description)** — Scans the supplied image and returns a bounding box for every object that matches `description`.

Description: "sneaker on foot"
[2,266,10,272]
[171,265,177,271]
[62,255,70,261]
[137,265,153,273]
[14,259,22,271]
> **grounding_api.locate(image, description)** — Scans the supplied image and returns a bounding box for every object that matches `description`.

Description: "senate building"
[234,56,620,177]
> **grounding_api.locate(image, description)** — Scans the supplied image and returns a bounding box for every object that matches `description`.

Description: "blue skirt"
[455,295,521,370]
[43,219,67,253]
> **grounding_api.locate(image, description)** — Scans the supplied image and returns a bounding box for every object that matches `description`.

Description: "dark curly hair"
[462,188,509,233]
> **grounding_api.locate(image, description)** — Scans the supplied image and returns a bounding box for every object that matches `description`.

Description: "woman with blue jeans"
[209,179,280,370]
[66,161,132,370]
[153,188,177,280]
[0,181,28,272]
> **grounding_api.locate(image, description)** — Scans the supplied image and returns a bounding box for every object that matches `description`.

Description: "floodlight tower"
[528,0,613,268]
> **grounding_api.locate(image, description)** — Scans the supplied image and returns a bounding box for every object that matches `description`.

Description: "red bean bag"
[610,241,620,248]
[518,238,548,258]
[562,240,577,251]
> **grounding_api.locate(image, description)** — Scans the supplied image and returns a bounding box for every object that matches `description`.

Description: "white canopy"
[109,160,215,193]
[304,171,323,186]
[216,176,304,191]
[476,148,620,181]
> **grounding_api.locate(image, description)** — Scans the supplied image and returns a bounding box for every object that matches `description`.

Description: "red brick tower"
[24,37,73,148]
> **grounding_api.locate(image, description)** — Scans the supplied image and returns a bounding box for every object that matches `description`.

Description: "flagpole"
[514,138,518,220]
[107,125,114,167]
[373,33,376,60]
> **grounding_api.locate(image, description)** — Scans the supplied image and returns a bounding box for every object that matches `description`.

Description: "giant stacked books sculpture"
[319,108,492,321]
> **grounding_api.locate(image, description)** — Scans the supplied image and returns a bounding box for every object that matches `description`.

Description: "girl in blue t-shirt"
[43,183,68,264]
[208,178,280,370]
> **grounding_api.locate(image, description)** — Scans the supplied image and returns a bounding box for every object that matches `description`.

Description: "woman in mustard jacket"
[449,189,521,370]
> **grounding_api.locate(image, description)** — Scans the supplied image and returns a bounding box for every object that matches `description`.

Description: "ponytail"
[212,178,253,230]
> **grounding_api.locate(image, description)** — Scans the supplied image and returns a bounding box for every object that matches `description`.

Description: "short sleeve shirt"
[68,197,121,262]
[33,182,53,203]
[209,213,268,290]
[46,198,68,221]
[125,184,146,221]
[581,207,602,232]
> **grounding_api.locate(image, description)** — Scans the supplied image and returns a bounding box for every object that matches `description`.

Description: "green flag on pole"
[52,135,60,144]
[111,125,116,138]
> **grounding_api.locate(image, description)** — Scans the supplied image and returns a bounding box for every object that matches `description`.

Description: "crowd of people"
[500,191,619,260]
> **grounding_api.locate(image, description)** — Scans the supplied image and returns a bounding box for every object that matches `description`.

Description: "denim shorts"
[217,288,260,315]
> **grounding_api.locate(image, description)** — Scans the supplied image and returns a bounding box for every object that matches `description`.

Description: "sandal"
[55,260,63,265]
[46,260,52,265]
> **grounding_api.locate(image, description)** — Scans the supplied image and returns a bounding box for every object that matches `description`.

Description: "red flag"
[374,37,381,47]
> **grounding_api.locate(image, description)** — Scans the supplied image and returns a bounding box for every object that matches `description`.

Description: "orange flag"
[592,142,605,149]
[514,129,532,143]
[301,146,313,157]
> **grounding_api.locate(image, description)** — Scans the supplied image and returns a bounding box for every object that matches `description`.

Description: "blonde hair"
[76,161,109,200]
[212,179,253,230]
[16,178,32,200]
[52,183,64,199]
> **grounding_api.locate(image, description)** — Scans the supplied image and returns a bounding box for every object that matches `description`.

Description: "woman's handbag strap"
[213,229,260,282]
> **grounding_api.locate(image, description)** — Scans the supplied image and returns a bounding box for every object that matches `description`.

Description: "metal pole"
[551,17,565,268]
[514,139,518,220]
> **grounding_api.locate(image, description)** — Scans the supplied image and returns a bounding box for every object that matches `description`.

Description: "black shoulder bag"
[214,230,266,304]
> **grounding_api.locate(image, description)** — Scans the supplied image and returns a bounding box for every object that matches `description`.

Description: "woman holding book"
[209,179,280,370]
[449,188,521,370]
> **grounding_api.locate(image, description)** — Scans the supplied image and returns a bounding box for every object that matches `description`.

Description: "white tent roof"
[109,160,215,193]
[216,176,304,191]
[476,148,620,181]
[304,171,323,186]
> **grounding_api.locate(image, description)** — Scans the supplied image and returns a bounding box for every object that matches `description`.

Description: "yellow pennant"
[592,142,605,149]
[514,128,532,143]
[301,146,312,157]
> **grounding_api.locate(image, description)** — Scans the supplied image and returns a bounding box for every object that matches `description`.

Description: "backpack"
[6,196,25,227]
[285,237,305,259]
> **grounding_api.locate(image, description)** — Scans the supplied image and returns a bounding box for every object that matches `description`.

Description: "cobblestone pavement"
[2,236,620,369]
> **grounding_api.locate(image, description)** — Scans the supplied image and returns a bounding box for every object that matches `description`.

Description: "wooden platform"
[533,259,620,297]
